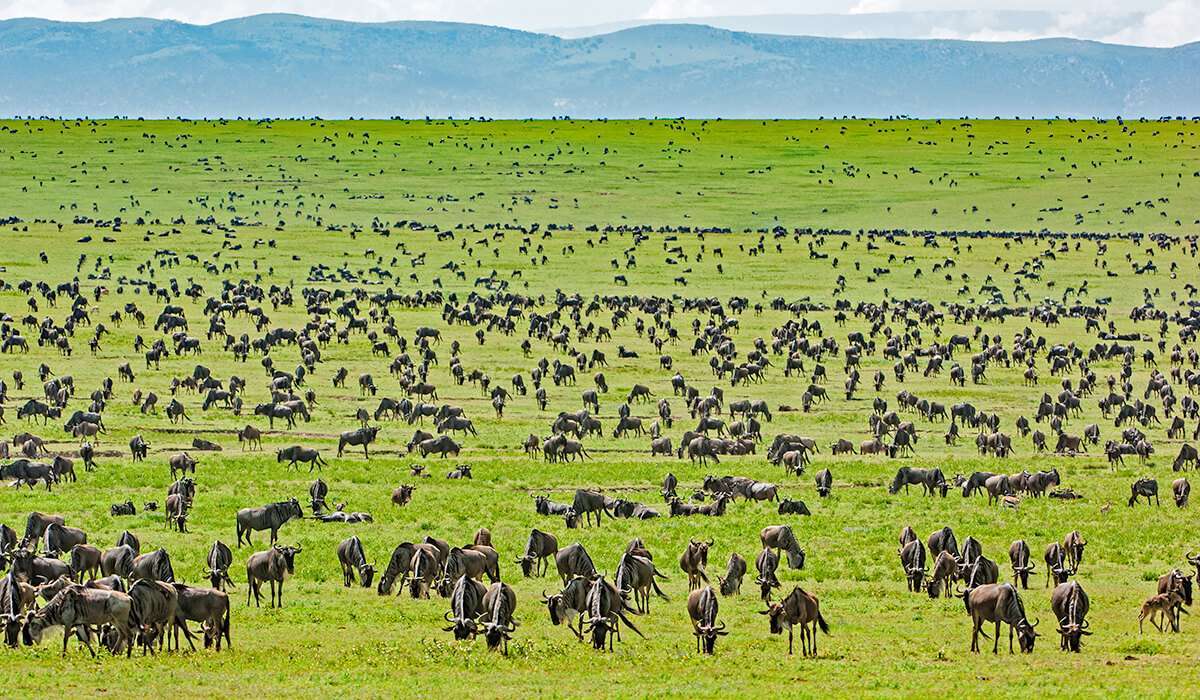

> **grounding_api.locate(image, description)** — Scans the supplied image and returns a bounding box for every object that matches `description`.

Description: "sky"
[0,0,1196,47]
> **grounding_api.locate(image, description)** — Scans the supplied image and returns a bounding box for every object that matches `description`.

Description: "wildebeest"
[1155,568,1193,633]
[687,586,728,654]
[1128,478,1159,506]
[760,586,829,656]
[582,574,643,651]
[555,542,597,584]
[755,547,781,601]
[276,445,327,472]
[479,581,518,654]
[965,583,1039,653]
[572,489,611,527]
[22,584,133,656]
[235,498,303,547]
[205,540,235,591]
[337,536,376,588]
[1044,543,1074,587]
[680,539,712,590]
[1063,530,1086,572]
[338,426,379,458]
[516,528,558,577]
[1049,580,1090,652]
[1009,540,1035,589]
[718,552,746,596]
[761,525,805,570]
[128,578,178,654]
[130,548,175,583]
[889,467,947,496]
[1175,478,1191,507]
[615,551,668,613]
[899,539,926,593]
[777,498,811,516]
[814,468,832,497]
[927,526,959,560]
[441,574,487,640]
[171,583,231,651]
[246,545,301,607]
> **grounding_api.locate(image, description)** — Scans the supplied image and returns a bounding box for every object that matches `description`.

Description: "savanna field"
[1,117,1200,696]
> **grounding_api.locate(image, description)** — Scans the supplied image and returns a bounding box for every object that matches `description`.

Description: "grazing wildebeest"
[927,550,958,599]
[1044,543,1073,587]
[966,583,1039,653]
[276,445,327,472]
[680,539,713,590]
[687,586,728,654]
[417,435,462,458]
[69,544,102,582]
[572,489,611,527]
[1009,540,1035,589]
[582,575,643,651]
[235,498,303,547]
[479,581,518,654]
[615,551,668,613]
[1063,530,1086,572]
[374,542,416,596]
[128,578,178,654]
[1175,478,1191,508]
[22,584,133,657]
[337,536,376,588]
[1047,580,1091,652]
[760,586,829,656]
[899,539,926,593]
[1128,478,1159,506]
[755,547,781,601]
[814,468,832,497]
[927,526,959,560]
[171,584,231,651]
[718,552,747,596]
[555,542,597,584]
[246,545,301,608]
[205,540,235,591]
[516,528,558,578]
[889,467,948,496]
[761,525,805,570]
[337,426,379,458]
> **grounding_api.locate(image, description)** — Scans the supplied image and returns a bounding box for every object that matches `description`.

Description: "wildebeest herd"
[1,118,1200,693]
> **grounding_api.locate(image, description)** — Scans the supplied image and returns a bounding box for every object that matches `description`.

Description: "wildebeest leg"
[788,626,794,655]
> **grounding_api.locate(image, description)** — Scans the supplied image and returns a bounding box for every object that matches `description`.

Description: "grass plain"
[0,118,1198,696]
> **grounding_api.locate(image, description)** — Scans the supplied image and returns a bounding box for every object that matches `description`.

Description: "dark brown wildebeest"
[543,575,590,641]
[42,522,87,558]
[572,489,610,528]
[68,544,102,582]
[814,469,832,497]
[615,551,668,613]
[718,552,746,596]
[236,498,303,547]
[516,528,558,578]
[441,574,487,640]
[246,545,301,607]
[777,499,811,515]
[889,467,947,496]
[205,540,235,591]
[680,539,713,590]
[966,583,1038,653]
[761,525,805,570]
[1175,444,1199,472]
[130,548,175,583]
[237,425,262,450]
[171,584,231,651]
[754,547,781,601]
[168,452,197,480]
[338,426,379,458]
[687,585,728,654]
[1063,531,1086,572]
[899,539,926,593]
[479,581,518,654]
[582,574,644,651]
[927,526,959,560]
[1044,543,1073,587]
[1129,478,1159,507]
[128,578,178,654]
[760,586,829,656]
[555,542,596,584]
[22,584,133,657]
[418,435,462,458]
[276,445,327,472]
[336,536,376,588]
[927,550,958,599]
[1175,478,1191,508]
[1155,569,1193,633]
[1009,540,1035,589]
[391,484,415,507]
[375,542,415,596]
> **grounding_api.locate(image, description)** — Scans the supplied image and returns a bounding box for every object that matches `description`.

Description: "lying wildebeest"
[337,536,376,588]
[761,586,829,656]
[246,545,301,607]
[235,498,303,547]
[777,499,811,516]
[687,586,728,654]
[391,484,415,507]
[965,583,1039,654]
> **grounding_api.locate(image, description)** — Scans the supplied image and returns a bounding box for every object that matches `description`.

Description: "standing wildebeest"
[1175,478,1191,507]
[1140,588,1186,634]
[238,425,262,450]
[1063,530,1086,573]
[337,536,376,588]
[927,526,959,560]
[1009,540,1035,589]
[687,586,728,654]
[205,540,235,591]
[760,586,829,656]
[246,545,301,607]
[130,548,175,583]
[1155,569,1193,633]
[128,578,178,654]
[582,575,644,651]
[680,539,713,590]
[277,445,327,472]
[479,581,518,654]
[889,467,947,496]
[543,575,590,642]
[572,489,611,527]
[338,426,379,458]
[755,548,781,601]
[235,498,303,547]
[1044,543,1074,587]
[391,484,415,507]
[171,584,231,651]
[927,551,958,599]
[814,469,832,497]
[375,542,415,596]
[966,583,1039,655]
[1051,580,1091,652]
[69,544,102,582]
[615,551,668,613]
[22,584,133,657]
[516,528,559,577]
[761,525,805,570]
[899,539,926,593]
[1129,478,1159,506]
[718,552,747,596]
[555,542,597,584]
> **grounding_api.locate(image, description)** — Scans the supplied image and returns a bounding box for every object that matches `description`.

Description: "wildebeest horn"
[706,538,714,546]
[541,589,550,601]
[1030,617,1040,628]
[443,611,454,622]
[757,608,771,615]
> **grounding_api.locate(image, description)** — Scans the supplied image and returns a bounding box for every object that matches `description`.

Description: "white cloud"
[640,0,718,20]
[1103,0,1200,46]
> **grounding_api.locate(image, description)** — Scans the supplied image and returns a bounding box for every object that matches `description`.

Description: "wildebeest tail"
[617,610,646,638]
[651,578,669,601]
[817,611,830,635]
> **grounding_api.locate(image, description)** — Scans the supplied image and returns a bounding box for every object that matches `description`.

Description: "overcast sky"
[1,0,1197,46]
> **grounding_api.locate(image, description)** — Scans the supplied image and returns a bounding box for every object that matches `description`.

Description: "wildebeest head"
[1015,618,1040,653]
[1056,617,1091,651]
[274,545,301,574]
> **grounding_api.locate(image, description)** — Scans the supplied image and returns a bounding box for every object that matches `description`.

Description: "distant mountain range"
[0,14,1196,118]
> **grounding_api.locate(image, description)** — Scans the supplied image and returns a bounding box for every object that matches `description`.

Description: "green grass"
[0,118,1199,697]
